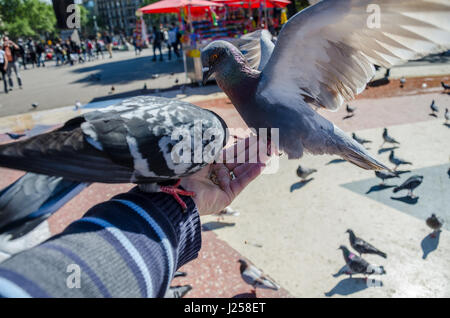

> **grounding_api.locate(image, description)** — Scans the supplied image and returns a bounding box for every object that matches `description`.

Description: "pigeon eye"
[210,54,218,63]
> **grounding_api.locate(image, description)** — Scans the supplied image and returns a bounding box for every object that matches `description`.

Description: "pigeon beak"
[202,66,212,85]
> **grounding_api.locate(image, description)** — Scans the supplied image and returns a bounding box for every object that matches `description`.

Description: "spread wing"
[258,0,450,111]
[236,29,275,71]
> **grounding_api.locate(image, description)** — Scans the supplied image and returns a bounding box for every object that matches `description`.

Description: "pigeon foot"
[159,179,195,211]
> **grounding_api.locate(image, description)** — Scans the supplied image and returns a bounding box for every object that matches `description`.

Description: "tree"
[286,0,310,18]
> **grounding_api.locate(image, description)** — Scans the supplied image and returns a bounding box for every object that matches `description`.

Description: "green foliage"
[0,0,56,39]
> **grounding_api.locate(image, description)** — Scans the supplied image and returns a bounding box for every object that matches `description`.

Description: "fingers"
[229,162,266,197]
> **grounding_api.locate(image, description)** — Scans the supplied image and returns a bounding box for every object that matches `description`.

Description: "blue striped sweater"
[0,187,201,297]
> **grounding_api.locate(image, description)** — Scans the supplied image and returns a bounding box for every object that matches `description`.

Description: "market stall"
[139,0,290,84]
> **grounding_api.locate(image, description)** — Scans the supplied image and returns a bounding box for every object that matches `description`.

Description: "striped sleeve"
[0,187,201,298]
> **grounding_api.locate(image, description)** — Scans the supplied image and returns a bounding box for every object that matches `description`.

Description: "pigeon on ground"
[441,81,450,90]
[151,74,159,79]
[143,83,147,91]
[238,259,279,293]
[296,165,317,181]
[110,86,115,94]
[31,103,39,109]
[445,108,449,123]
[175,78,179,84]
[74,101,82,110]
[338,245,386,278]
[214,206,240,222]
[346,229,387,258]
[426,214,444,238]
[389,151,412,170]
[400,77,406,88]
[202,0,450,172]
[448,167,450,178]
[393,175,423,198]
[381,128,400,147]
[430,100,439,115]
[0,96,228,210]
[5,132,26,140]
[352,133,371,146]
[375,170,399,185]
[346,104,356,116]
[164,285,192,298]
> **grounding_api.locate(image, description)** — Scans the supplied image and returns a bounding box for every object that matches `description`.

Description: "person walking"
[95,39,104,59]
[152,26,164,62]
[54,42,64,66]
[27,38,36,68]
[168,23,180,60]
[36,41,45,67]
[0,42,9,94]
[104,32,113,58]
[2,36,23,90]
[17,39,27,70]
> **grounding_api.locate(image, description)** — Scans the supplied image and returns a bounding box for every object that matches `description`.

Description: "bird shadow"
[332,265,349,278]
[201,221,235,231]
[325,277,382,297]
[421,231,441,260]
[366,184,396,194]
[326,158,346,165]
[394,169,411,175]
[444,123,450,128]
[378,146,399,154]
[429,113,438,118]
[367,78,390,87]
[390,196,419,205]
[342,114,355,120]
[290,178,314,192]
[232,291,257,298]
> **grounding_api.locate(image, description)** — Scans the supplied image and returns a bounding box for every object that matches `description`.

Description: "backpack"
[4,45,13,62]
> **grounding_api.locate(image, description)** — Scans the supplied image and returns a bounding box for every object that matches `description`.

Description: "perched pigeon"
[214,206,240,221]
[441,81,450,90]
[5,132,26,140]
[346,229,387,258]
[381,128,400,147]
[338,245,386,277]
[352,133,371,146]
[393,175,423,198]
[238,259,279,292]
[0,96,228,210]
[445,108,449,123]
[164,285,192,298]
[430,100,439,114]
[296,165,317,180]
[346,104,356,116]
[426,214,444,238]
[389,151,412,170]
[375,170,399,185]
[202,0,450,172]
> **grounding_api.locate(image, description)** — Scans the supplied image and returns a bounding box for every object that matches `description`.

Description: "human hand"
[180,136,270,215]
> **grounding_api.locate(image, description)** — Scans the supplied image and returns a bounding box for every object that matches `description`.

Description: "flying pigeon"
[0,96,228,211]
[430,100,439,115]
[393,175,423,198]
[202,0,450,172]
[441,81,450,90]
[296,165,317,181]
[445,108,449,123]
[381,128,400,147]
[352,133,371,146]
[31,103,39,109]
[346,104,356,116]
[5,132,26,140]
[389,151,412,170]
[426,214,444,238]
[238,258,279,293]
[214,206,240,222]
[338,245,386,278]
[346,229,387,258]
[375,170,399,185]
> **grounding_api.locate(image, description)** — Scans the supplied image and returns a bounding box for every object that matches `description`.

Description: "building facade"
[86,0,145,35]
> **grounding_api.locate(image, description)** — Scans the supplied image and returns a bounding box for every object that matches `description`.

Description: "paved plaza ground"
[0,49,449,297]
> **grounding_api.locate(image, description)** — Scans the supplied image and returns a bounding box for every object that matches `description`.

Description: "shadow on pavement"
[71,55,184,86]
[232,291,257,298]
[390,195,419,205]
[290,178,314,192]
[378,146,399,154]
[202,221,235,232]
[421,230,441,259]
[342,114,355,120]
[365,184,396,194]
[326,158,346,165]
[325,277,382,297]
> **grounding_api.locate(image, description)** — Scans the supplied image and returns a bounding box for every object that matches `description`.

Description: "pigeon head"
[345,229,353,235]
[201,40,256,87]
[338,245,347,251]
